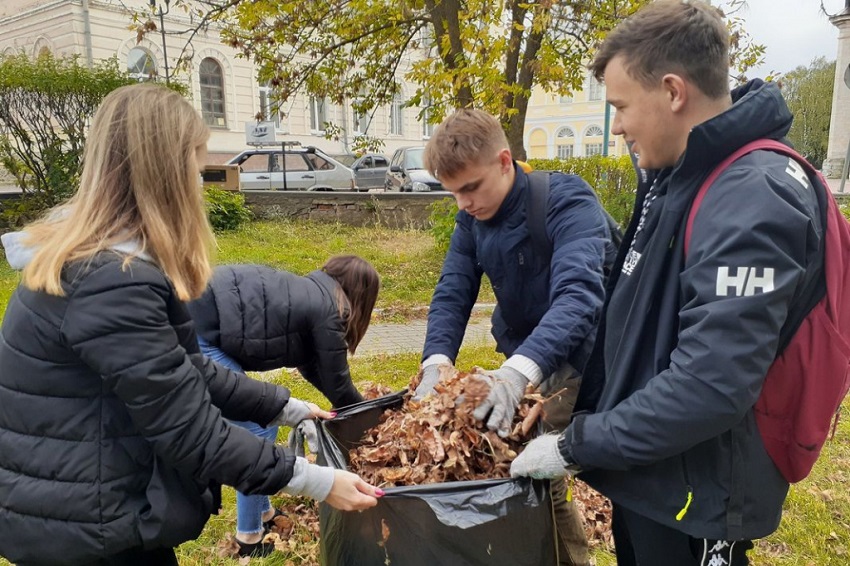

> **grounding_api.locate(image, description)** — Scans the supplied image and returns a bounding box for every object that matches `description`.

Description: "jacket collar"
[484,162,529,226]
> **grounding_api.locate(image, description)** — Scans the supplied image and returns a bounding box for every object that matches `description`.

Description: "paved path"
[356,317,494,356]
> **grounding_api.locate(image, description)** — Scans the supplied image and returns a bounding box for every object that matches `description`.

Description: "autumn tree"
[781,57,835,168]
[135,0,763,159]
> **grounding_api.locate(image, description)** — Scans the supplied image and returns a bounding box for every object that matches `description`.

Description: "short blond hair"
[21,83,214,301]
[423,109,509,180]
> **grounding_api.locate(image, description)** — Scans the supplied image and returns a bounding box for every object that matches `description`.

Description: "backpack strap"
[683,138,831,354]
[685,139,825,255]
[527,170,553,261]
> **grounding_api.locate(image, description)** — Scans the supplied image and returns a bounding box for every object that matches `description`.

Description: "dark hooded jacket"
[0,252,297,565]
[422,165,611,378]
[187,265,363,409]
[564,80,826,540]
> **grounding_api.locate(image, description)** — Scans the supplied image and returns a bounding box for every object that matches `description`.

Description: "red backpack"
[685,139,850,483]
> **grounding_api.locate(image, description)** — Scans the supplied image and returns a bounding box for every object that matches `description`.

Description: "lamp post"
[149,0,171,85]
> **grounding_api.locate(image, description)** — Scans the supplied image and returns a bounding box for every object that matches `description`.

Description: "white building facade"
[0,0,435,164]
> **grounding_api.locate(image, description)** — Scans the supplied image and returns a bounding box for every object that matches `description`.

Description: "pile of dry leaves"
[349,365,546,486]
[349,365,614,550]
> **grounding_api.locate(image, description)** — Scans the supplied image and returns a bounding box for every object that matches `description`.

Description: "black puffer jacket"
[187,265,363,408]
[0,253,297,566]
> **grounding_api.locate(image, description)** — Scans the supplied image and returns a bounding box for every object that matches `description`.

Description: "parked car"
[329,153,358,167]
[385,147,444,192]
[350,153,389,191]
[226,146,356,191]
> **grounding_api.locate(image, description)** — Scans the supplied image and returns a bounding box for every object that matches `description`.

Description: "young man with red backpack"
[510,1,850,565]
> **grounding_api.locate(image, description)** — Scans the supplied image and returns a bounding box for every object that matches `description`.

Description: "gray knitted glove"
[472,366,529,438]
[282,457,335,502]
[272,397,313,427]
[287,419,319,455]
[510,434,572,480]
[413,364,442,400]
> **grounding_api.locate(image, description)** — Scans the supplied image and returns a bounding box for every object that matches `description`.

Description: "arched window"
[33,38,52,58]
[585,125,604,137]
[556,127,575,159]
[128,47,156,81]
[199,58,226,128]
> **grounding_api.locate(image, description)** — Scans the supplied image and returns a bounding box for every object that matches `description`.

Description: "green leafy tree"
[781,57,835,168]
[136,0,654,159]
[133,0,763,160]
[0,53,136,220]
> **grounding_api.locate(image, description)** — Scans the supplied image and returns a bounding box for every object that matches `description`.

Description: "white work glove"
[413,363,443,400]
[287,419,319,455]
[271,397,333,427]
[472,366,529,438]
[510,434,574,480]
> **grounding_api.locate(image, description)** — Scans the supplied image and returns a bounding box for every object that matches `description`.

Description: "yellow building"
[524,73,628,160]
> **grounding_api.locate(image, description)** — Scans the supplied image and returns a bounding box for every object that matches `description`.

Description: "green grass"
[1,219,849,565]
[0,220,495,322]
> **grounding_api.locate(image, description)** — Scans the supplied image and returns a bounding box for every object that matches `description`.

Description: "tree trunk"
[506,104,529,160]
[425,0,474,108]
[502,1,549,160]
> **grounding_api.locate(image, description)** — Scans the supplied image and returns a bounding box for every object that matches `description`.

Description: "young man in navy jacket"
[414,108,614,565]
[510,2,826,565]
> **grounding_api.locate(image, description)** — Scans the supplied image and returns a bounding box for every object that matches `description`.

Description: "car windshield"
[404,148,425,170]
[332,154,357,166]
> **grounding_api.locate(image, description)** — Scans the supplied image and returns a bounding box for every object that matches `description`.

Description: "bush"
[428,197,458,253]
[205,186,252,232]
[528,155,637,228]
[0,53,138,215]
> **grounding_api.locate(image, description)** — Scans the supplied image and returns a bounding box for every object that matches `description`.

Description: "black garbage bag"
[316,392,557,566]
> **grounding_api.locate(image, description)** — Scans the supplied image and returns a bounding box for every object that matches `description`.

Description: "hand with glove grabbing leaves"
[413,357,456,400]
[472,366,529,438]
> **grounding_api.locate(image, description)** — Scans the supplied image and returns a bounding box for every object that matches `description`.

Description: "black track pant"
[612,505,754,566]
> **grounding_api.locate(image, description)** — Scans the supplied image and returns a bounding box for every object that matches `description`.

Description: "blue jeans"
[198,337,279,536]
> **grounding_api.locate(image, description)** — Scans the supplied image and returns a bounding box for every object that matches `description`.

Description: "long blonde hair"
[21,83,214,300]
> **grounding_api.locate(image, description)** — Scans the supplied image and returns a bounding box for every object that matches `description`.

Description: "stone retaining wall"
[243,191,453,229]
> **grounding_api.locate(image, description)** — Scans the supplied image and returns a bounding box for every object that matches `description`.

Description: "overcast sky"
[743,0,845,76]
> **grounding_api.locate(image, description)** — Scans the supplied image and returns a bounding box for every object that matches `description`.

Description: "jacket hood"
[681,80,791,174]
[1,231,152,271]
[1,231,35,270]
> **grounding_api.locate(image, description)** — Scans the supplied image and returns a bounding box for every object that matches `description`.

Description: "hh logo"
[716,266,775,297]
